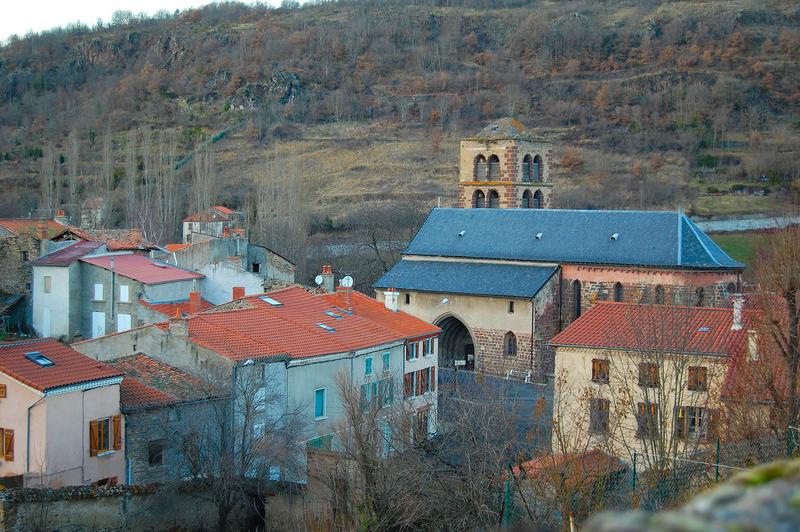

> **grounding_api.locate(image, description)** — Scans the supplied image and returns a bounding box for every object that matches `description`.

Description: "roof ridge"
[0,337,54,349]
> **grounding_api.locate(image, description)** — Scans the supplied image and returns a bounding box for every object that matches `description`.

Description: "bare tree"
[101,128,114,226]
[67,129,80,222]
[192,143,216,214]
[124,129,138,227]
[39,142,57,216]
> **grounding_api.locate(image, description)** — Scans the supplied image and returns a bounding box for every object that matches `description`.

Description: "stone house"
[0,338,125,488]
[72,285,440,481]
[182,205,242,244]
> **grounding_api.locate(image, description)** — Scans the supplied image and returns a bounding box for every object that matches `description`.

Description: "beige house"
[0,338,124,488]
[550,301,750,466]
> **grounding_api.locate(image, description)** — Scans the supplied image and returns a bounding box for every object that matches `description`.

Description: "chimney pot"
[189,291,202,314]
[232,286,245,300]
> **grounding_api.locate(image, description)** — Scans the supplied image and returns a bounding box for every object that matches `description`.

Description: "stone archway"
[435,315,476,371]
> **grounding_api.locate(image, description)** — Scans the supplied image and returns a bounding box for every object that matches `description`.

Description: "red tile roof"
[183,206,236,223]
[108,354,219,410]
[80,254,204,285]
[213,205,235,215]
[33,241,104,266]
[0,219,67,239]
[551,302,750,356]
[59,226,157,251]
[512,449,626,489]
[165,243,192,252]
[140,298,214,317]
[181,286,440,362]
[0,338,122,392]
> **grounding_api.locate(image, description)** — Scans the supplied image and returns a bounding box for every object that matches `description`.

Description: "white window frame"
[43,275,52,294]
[117,313,132,333]
[93,283,104,301]
[119,285,130,303]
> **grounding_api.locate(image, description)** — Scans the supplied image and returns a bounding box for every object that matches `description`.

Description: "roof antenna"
[340,276,354,313]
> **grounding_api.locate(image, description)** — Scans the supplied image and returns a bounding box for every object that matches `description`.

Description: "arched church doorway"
[435,315,475,371]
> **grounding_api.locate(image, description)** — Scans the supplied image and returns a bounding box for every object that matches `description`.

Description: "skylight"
[25,351,55,367]
[323,310,343,320]
[316,323,336,333]
[259,296,283,307]
[698,326,711,333]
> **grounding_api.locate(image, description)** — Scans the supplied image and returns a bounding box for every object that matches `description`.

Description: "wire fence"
[502,432,794,529]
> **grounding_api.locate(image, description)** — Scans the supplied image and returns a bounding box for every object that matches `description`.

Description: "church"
[375,119,744,379]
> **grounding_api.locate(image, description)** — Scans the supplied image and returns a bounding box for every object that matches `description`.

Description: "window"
[572,280,582,321]
[613,282,624,302]
[25,351,54,367]
[424,366,435,393]
[675,406,712,440]
[487,154,500,180]
[382,352,390,372]
[522,154,533,182]
[362,378,393,410]
[119,285,130,303]
[404,372,417,399]
[636,402,659,439]
[252,262,261,273]
[404,293,410,305]
[726,282,736,295]
[148,439,166,466]
[117,314,132,333]
[638,363,659,388]
[591,359,609,384]
[314,388,326,420]
[487,190,500,208]
[423,338,434,357]
[406,342,418,361]
[474,154,486,180]
[416,409,430,442]
[0,383,5,398]
[365,356,373,376]
[89,415,121,456]
[93,283,104,301]
[589,398,610,434]
[473,190,486,208]
[0,428,14,461]
[379,378,393,406]
[688,366,708,391]
[695,287,705,307]
[533,190,543,208]
[533,155,542,182]
[307,434,333,450]
[43,276,52,294]
[21,251,29,262]
[508,301,515,314]
[503,332,517,357]
[521,190,532,208]
[654,285,665,304]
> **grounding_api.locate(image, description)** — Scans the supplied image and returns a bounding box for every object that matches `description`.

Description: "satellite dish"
[314,275,324,286]
[341,276,354,288]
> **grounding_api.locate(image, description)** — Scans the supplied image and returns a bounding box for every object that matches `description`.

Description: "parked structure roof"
[0,338,122,392]
[374,259,557,298]
[108,354,219,410]
[550,302,749,356]
[80,254,204,285]
[402,208,743,270]
[33,241,104,266]
[176,286,440,362]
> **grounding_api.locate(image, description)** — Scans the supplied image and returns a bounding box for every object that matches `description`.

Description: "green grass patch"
[710,232,763,266]
[692,195,775,217]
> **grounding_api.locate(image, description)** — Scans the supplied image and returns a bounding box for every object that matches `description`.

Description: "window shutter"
[0,383,6,398]
[404,373,412,398]
[416,370,423,396]
[4,429,14,461]
[112,415,122,450]
[89,419,99,456]
[707,409,718,442]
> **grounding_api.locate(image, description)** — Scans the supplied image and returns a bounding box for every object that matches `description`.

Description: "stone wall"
[0,235,44,330]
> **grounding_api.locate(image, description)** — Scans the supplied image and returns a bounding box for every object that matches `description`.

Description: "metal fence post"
[715,438,720,482]
[632,450,637,491]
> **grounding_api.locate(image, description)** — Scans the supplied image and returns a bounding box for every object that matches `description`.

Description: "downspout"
[26,396,46,476]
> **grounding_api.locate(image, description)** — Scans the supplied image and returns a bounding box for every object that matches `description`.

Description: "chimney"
[384,288,399,312]
[232,286,245,300]
[168,309,188,336]
[731,294,744,331]
[321,265,334,293]
[36,219,48,240]
[189,291,202,314]
[54,209,68,225]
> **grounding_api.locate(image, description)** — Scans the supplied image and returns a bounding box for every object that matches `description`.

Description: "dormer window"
[25,352,54,367]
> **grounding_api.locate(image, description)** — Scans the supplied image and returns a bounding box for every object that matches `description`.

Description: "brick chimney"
[384,288,399,312]
[168,309,188,336]
[731,294,744,331]
[232,286,245,300]
[54,209,68,225]
[321,265,334,293]
[189,291,202,314]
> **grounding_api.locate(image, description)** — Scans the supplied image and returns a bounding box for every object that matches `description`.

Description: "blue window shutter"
[383,352,390,371]
[365,357,373,376]
[315,389,325,418]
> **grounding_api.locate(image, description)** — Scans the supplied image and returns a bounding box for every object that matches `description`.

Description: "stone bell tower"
[457,118,554,209]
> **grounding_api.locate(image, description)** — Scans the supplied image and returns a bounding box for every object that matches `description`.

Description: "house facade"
[0,338,124,488]
[182,206,242,244]
[72,285,440,480]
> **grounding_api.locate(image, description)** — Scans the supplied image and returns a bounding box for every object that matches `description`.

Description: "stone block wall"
[0,235,44,330]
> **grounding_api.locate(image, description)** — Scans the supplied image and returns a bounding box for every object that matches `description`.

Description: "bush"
[697,154,718,168]
[706,186,719,194]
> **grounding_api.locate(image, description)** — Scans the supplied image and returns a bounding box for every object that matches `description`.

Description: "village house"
[182,205,242,244]
[0,338,125,488]
[72,283,440,480]
[549,299,753,462]
[375,119,744,381]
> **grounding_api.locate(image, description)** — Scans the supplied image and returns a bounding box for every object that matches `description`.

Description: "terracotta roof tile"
[165,243,192,252]
[0,338,122,392]
[80,254,204,285]
[140,298,214,317]
[0,219,66,239]
[181,286,440,362]
[550,302,748,356]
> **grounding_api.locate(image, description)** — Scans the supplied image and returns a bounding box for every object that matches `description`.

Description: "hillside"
[0,0,798,278]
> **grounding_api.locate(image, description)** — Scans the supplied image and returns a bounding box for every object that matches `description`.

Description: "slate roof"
[80,254,205,285]
[0,338,122,392]
[108,354,220,410]
[550,302,749,356]
[33,241,104,266]
[465,118,545,142]
[178,286,440,362]
[403,208,743,270]
[374,259,558,298]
